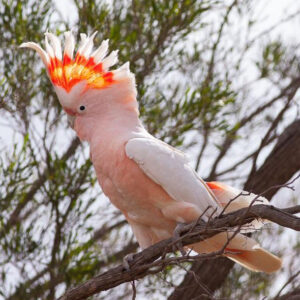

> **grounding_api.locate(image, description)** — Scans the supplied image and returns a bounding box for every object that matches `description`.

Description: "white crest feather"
[45,32,62,60]
[92,40,109,64]
[44,34,54,58]
[113,62,131,80]
[19,42,49,66]
[64,31,75,59]
[80,31,98,58]
[20,30,135,91]
[102,50,119,70]
[77,33,88,54]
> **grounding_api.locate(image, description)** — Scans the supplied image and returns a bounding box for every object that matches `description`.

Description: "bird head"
[20,31,138,131]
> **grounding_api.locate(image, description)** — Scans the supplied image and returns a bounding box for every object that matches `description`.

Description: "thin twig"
[274,270,300,299]
[59,203,300,300]
[131,280,136,300]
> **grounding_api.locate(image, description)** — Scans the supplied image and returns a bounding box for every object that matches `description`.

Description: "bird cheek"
[73,117,87,141]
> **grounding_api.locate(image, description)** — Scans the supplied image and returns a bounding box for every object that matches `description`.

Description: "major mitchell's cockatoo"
[20,31,282,273]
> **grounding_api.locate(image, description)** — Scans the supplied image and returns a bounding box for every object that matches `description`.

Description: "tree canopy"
[0,1,299,299]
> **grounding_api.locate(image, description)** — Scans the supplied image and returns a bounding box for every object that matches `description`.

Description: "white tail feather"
[208,181,270,232]
[190,232,282,273]
[226,247,282,273]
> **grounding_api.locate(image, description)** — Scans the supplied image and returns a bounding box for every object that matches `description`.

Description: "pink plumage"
[21,31,282,273]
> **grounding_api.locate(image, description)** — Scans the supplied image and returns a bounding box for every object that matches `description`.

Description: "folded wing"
[125,137,282,273]
[125,137,221,222]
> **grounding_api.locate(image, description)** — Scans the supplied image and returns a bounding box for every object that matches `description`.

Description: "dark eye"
[79,105,85,111]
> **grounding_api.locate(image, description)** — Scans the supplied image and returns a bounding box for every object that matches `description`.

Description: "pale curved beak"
[67,115,75,128]
[63,107,76,128]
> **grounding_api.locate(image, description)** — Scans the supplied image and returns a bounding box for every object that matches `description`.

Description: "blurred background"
[0,0,299,299]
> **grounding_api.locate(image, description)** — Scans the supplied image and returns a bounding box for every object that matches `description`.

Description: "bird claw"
[172,223,187,256]
[123,253,135,271]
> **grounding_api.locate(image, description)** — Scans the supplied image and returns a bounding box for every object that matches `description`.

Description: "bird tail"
[190,232,282,273]
[225,246,282,273]
[206,181,271,232]
[196,181,281,272]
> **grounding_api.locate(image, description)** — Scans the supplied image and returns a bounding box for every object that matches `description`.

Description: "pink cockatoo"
[20,31,282,273]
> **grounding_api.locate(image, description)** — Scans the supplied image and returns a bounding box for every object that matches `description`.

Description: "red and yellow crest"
[21,31,129,92]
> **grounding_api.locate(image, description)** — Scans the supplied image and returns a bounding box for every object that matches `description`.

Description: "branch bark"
[59,204,300,300]
[208,79,300,180]
[245,119,300,197]
[275,288,300,300]
[169,119,300,300]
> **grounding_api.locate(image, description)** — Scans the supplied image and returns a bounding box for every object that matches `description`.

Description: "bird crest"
[20,31,131,93]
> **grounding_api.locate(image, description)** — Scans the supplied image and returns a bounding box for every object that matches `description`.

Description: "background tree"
[0,0,299,299]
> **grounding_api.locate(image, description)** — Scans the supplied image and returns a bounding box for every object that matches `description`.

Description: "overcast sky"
[1,2,299,298]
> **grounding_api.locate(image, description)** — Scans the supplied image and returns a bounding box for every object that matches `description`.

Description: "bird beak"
[67,115,75,128]
[63,107,76,128]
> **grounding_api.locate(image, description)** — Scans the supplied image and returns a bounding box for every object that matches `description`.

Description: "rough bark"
[275,288,300,300]
[245,119,300,197]
[59,204,300,300]
[168,119,300,300]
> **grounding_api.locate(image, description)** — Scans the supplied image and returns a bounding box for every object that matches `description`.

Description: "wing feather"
[125,137,221,221]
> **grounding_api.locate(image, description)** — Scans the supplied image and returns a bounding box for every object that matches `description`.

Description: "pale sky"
[0,1,299,299]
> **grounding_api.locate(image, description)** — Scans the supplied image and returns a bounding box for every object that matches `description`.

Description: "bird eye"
[79,105,86,111]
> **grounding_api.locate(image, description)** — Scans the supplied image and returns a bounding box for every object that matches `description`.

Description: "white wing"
[125,137,221,222]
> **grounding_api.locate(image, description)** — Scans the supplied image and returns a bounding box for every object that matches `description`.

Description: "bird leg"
[123,253,135,271]
[172,222,187,256]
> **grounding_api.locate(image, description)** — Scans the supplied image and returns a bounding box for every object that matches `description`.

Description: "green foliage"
[256,41,285,78]
[141,80,236,146]
[0,0,299,299]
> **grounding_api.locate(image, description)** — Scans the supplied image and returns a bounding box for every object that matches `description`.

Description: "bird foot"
[172,222,187,256]
[123,253,135,271]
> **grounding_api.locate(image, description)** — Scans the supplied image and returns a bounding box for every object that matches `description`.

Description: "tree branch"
[170,119,300,300]
[208,79,300,180]
[245,119,300,197]
[274,288,300,300]
[0,137,80,237]
[59,204,300,300]
[274,271,300,299]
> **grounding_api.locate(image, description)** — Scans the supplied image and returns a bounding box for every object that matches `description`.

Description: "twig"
[0,137,80,237]
[131,280,136,300]
[58,204,300,300]
[274,270,300,299]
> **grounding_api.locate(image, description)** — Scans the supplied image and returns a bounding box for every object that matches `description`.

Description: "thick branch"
[245,119,300,197]
[208,80,300,180]
[169,119,300,300]
[59,204,300,300]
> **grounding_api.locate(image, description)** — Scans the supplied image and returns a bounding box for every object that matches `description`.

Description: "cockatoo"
[20,31,282,273]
